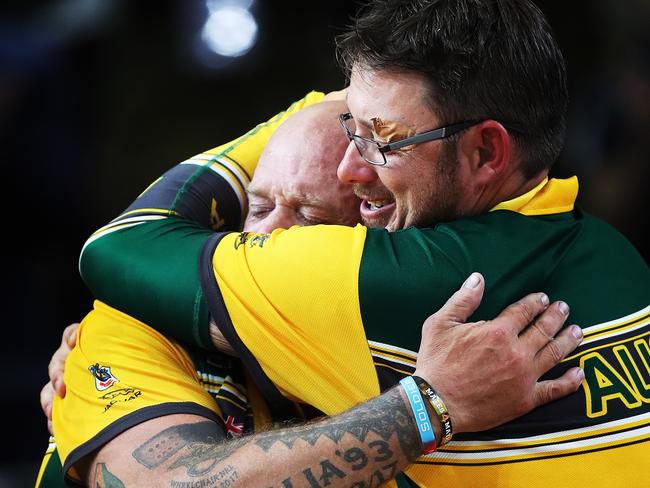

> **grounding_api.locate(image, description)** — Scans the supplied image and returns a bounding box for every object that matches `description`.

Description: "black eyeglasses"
[338,112,480,166]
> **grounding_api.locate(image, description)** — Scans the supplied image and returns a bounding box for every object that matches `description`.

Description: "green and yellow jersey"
[51,301,272,486]
[40,305,266,487]
[75,92,650,487]
[48,93,323,487]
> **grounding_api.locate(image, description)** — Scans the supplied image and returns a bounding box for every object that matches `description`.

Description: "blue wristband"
[400,376,437,453]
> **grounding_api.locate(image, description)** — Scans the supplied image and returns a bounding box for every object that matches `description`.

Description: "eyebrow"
[246,188,271,199]
[358,118,374,131]
[247,187,327,208]
[344,93,374,131]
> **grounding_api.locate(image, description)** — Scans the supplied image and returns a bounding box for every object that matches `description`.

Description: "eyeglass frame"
[338,112,481,166]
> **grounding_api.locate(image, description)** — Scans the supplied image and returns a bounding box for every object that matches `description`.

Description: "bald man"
[39,97,581,487]
[38,98,362,487]
[245,101,360,233]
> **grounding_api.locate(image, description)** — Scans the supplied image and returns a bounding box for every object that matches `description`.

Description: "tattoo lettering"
[369,466,387,487]
[297,459,398,488]
[339,447,367,470]
[381,461,398,480]
[302,467,320,488]
[169,465,238,487]
[369,461,398,488]
[317,460,346,486]
[299,461,349,488]
[368,440,393,462]
[130,387,418,487]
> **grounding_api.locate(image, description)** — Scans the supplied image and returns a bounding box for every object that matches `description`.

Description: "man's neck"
[480,170,549,213]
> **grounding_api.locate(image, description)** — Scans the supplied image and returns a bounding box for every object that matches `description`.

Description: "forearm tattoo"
[121,386,419,487]
[94,463,126,487]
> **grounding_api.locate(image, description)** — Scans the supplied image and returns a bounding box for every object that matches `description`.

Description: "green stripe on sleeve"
[80,219,215,349]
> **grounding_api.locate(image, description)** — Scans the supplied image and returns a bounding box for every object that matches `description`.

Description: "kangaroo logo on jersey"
[234,232,270,249]
[234,232,251,249]
[89,363,119,391]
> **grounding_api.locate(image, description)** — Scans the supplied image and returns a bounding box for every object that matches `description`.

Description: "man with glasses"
[57,0,650,486]
[44,98,580,488]
[338,113,478,166]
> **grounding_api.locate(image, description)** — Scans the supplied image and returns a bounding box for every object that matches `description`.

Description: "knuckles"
[514,299,538,326]
[545,338,566,363]
[502,349,527,376]
[487,323,509,343]
[534,381,562,407]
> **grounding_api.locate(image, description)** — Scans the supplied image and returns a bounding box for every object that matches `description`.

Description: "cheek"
[327,193,362,226]
[399,152,442,194]
[374,166,409,196]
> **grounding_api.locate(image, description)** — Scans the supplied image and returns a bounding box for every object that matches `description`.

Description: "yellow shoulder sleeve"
[212,224,380,415]
[53,301,218,471]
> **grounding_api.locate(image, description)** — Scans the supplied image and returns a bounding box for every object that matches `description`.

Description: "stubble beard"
[405,141,463,229]
[356,141,463,230]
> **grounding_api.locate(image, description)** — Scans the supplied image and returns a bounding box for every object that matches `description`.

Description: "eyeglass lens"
[341,115,385,165]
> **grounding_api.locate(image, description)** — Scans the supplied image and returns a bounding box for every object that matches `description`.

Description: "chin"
[361,216,389,229]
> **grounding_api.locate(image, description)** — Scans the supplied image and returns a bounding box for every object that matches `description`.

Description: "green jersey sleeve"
[79,92,325,348]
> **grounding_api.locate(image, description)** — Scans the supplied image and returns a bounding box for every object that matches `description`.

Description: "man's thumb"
[436,272,485,324]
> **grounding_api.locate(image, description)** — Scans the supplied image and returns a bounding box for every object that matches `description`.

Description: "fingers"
[40,382,54,423]
[49,353,67,397]
[322,88,348,102]
[64,323,80,348]
[430,272,486,324]
[533,367,584,408]
[48,353,67,397]
[54,377,67,398]
[520,301,570,350]
[495,292,550,334]
[48,323,79,397]
[536,323,583,373]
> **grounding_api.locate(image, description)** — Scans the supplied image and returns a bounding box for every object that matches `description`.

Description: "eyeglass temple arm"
[379,120,479,153]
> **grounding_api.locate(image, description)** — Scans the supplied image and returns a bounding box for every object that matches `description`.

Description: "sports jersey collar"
[489,176,578,216]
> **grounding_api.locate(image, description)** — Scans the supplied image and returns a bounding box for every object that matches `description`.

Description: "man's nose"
[337,142,379,185]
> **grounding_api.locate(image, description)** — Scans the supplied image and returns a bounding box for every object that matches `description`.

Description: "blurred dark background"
[1,0,648,485]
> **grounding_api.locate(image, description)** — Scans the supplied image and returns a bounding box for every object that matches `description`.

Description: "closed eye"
[297,209,330,226]
[297,214,323,226]
[247,205,274,220]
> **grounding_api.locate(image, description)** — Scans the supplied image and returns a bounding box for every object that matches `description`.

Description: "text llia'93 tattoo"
[130,386,419,487]
[256,386,419,487]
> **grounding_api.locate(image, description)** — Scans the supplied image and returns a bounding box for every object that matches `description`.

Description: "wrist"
[399,376,437,455]
[419,387,443,446]
[412,376,453,447]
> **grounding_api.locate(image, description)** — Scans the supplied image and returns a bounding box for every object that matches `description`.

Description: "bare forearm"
[89,386,422,488]
[209,319,236,356]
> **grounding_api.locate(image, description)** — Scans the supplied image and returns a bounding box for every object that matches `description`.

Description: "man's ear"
[457,120,513,185]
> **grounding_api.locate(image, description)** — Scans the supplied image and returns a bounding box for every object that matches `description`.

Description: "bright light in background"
[201,2,258,58]
[206,0,254,12]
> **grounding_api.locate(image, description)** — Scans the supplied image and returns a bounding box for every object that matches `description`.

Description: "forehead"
[347,68,438,128]
[253,140,328,186]
[249,148,342,205]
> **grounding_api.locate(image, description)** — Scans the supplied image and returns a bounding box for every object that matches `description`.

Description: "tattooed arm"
[83,274,583,487]
[88,388,418,488]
